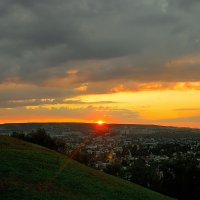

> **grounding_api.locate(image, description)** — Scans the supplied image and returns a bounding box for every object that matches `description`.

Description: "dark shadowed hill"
[0,136,175,200]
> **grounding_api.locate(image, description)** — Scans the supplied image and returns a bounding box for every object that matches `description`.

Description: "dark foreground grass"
[0,136,175,200]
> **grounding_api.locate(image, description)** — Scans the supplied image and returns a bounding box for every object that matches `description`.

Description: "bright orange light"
[97,120,104,125]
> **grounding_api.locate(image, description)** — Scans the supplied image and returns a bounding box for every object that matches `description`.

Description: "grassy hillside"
[0,136,175,200]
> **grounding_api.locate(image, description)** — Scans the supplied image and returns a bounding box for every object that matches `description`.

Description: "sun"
[97,120,104,125]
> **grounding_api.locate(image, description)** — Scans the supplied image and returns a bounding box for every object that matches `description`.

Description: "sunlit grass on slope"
[0,136,175,200]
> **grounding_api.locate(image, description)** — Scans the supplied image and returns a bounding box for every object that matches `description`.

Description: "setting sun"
[97,120,104,125]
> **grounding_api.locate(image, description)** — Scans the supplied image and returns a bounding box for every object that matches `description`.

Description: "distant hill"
[0,122,199,137]
[0,136,175,200]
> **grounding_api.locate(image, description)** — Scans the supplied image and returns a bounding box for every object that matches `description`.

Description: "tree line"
[11,128,66,153]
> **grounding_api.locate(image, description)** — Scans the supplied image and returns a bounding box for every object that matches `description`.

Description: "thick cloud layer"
[0,0,200,86]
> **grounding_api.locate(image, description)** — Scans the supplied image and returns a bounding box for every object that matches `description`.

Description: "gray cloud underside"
[0,0,200,85]
[0,106,139,124]
[0,99,116,109]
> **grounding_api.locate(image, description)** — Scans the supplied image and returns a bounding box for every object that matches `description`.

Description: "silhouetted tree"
[11,128,66,153]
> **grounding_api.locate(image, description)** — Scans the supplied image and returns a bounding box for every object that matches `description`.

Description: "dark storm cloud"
[0,0,200,85]
[169,0,200,9]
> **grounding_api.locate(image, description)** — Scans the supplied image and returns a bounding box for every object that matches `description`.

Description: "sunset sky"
[0,0,200,128]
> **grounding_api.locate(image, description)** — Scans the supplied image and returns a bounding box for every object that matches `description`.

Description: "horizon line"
[0,121,199,130]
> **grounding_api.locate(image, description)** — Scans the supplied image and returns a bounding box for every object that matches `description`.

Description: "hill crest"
[0,136,175,200]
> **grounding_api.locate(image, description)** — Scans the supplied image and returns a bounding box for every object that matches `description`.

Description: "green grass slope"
[0,136,175,200]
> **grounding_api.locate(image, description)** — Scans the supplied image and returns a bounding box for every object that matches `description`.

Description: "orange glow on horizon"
[0,117,200,129]
[0,89,200,128]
